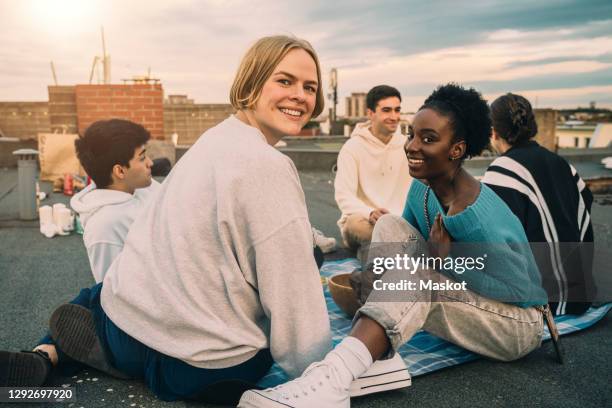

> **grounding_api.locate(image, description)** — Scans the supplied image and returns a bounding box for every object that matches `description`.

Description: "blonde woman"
[0,36,331,404]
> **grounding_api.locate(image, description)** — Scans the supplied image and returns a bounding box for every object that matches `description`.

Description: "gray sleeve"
[252,218,332,378]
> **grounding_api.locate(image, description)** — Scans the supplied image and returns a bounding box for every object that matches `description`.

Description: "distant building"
[556,123,596,148]
[590,124,612,148]
[399,113,413,136]
[164,94,233,145]
[0,88,234,146]
[166,95,194,105]
[557,107,612,123]
[345,92,367,118]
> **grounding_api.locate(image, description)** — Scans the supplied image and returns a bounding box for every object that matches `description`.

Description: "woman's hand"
[428,213,451,259]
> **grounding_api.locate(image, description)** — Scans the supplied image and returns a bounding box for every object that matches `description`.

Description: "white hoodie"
[334,121,412,229]
[70,180,160,283]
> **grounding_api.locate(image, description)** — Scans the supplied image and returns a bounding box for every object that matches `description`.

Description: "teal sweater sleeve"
[402,180,547,307]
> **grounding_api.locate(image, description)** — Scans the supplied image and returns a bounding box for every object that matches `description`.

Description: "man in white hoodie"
[71,119,159,283]
[335,85,411,252]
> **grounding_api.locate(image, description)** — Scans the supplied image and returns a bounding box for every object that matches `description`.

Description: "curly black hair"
[491,93,537,145]
[420,83,491,158]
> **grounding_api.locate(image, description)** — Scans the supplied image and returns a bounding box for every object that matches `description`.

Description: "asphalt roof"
[0,168,611,408]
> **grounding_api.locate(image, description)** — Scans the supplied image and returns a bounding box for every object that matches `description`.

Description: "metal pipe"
[12,149,39,220]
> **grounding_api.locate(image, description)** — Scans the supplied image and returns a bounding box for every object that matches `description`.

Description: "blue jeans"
[40,283,273,402]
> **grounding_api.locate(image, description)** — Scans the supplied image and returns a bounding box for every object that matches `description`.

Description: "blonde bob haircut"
[230,35,325,118]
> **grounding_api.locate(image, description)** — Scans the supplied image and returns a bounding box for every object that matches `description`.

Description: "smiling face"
[249,48,318,143]
[405,108,465,180]
[368,96,401,138]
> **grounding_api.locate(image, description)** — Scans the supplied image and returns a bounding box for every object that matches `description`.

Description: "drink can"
[63,173,74,196]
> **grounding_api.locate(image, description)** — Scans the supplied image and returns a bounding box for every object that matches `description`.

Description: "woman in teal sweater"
[402,178,547,307]
[242,84,548,408]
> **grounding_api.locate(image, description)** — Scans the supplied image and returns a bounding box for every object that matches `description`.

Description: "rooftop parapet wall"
[75,84,165,139]
[0,138,38,167]
[0,102,50,139]
[534,109,556,151]
[48,86,78,134]
[163,102,234,145]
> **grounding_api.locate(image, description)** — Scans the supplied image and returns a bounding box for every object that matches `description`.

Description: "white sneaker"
[313,228,337,254]
[238,361,349,408]
[349,353,411,397]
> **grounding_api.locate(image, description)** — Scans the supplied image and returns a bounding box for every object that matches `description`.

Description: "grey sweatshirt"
[101,116,332,377]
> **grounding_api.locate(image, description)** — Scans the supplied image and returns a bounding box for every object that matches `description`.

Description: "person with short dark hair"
[484,92,594,316]
[335,85,411,255]
[244,84,548,408]
[75,119,152,189]
[71,119,159,283]
[0,118,159,389]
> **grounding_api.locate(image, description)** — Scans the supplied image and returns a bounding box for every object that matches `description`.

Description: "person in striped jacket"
[484,93,595,316]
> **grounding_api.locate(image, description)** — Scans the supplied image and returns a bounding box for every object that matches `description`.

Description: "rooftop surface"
[0,167,611,408]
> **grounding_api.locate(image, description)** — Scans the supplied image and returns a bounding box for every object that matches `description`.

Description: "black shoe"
[0,350,52,386]
[49,304,130,379]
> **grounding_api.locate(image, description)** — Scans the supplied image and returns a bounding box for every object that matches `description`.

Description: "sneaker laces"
[270,361,346,400]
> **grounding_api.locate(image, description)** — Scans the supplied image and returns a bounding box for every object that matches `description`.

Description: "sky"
[1,0,611,113]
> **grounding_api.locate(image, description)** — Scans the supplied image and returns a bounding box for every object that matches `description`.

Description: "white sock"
[324,336,373,388]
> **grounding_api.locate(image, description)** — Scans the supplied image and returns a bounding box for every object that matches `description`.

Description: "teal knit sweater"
[402,179,547,307]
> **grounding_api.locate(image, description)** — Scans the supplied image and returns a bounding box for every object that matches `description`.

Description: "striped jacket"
[483,141,594,316]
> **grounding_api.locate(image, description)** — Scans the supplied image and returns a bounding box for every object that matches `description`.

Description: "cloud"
[505,54,612,69]
[485,85,612,109]
[330,26,612,110]
[0,0,610,112]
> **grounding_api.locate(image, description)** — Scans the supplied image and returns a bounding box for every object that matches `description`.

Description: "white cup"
[52,203,66,226]
[39,205,57,238]
[57,207,73,234]
[39,205,53,226]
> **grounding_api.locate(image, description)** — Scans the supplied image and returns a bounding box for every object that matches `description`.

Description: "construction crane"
[89,26,111,84]
[50,61,58,85]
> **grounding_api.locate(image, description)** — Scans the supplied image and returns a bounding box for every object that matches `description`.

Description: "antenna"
[329,68,338,122]
[50,61,58,85]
